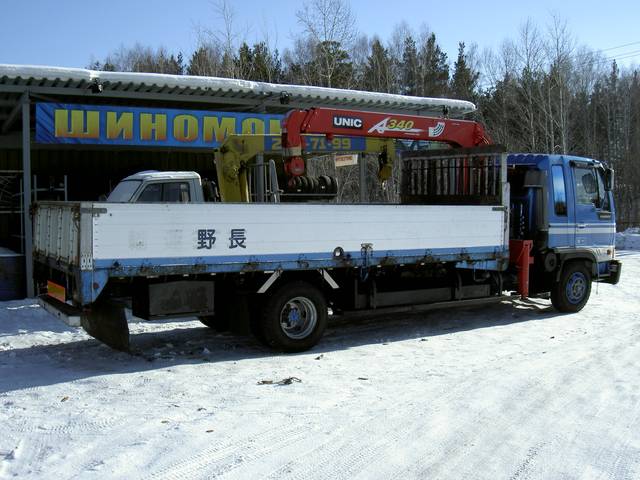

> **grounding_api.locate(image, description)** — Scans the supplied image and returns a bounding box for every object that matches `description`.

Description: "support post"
[255,105,266,202]
[22,94,34,298]
[359,153,367,203]
[255,151,265,202]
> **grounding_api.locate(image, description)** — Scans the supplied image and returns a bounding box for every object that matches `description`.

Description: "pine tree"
[418,33,449,97]
[236,43,254,80]
[165,53,184,75]
[401,35,419,96]
[176,52,185,75]
[450,42,479,101]
[363,38,393,93]
[313,41,353,88]
[251,42,283,83]
[187,46,222,76]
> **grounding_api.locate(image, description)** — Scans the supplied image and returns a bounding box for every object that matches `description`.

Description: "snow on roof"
[0,64,476,116]
[123,171,201,181]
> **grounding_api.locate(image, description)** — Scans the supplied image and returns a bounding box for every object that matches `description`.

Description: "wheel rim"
[279,296,318,340]
[566,272,587,304]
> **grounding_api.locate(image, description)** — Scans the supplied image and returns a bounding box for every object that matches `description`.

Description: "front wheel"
[260,281,328,352]
[551,262,592,312]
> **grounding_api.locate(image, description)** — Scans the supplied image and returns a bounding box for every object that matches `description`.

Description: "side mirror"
[604,168,614,191]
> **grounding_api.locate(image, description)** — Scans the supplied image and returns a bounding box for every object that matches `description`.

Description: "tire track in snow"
[142,424,309,480]
[0,435,49,479]
[267,342,596,479]
[384,376,554,480]
[395,333,640,479]
[409,359,595,478]
[572,342,640,480]
[258,374,497,480]
[10,417,120,435]
[262,337,555,480]
[257,346,542,479]
[508,444,544,480]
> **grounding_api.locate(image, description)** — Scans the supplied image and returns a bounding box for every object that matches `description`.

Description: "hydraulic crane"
[281,107,491,179]
[214,108,492,202]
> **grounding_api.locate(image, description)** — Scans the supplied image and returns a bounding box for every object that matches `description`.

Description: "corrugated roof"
[0,64,476,117]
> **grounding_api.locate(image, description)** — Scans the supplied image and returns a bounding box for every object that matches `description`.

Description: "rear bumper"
[37,295,82,327]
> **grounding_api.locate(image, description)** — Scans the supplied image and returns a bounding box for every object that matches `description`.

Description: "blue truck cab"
[507,153,621,311]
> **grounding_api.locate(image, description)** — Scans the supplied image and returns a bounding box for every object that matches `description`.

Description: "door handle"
[577,224,587,229]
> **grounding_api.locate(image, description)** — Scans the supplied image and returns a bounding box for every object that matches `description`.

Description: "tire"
[289,176,302,193]
[309,176,320,194]
[259,281,328,352]
[299,176,310,193]
[198,315,228,332]
[551,261,592,312]
[329,176,339,194]
[319,175,330,193]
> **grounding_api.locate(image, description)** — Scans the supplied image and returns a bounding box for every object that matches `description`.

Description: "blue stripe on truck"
[94,245,507,274]
[74,246,507,304]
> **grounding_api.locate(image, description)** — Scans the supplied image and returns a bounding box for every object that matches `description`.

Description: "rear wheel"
[551,261,592,312]
[260,281,328,352]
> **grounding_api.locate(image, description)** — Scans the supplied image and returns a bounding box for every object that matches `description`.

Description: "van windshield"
[106,180,141,202]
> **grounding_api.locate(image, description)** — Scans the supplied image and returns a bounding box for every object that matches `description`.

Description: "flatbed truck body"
[34,202,508,305]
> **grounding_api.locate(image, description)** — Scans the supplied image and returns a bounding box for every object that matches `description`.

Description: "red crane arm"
[281,107,491,176]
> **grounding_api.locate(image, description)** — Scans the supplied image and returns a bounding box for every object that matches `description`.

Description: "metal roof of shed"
[0,64,475,125]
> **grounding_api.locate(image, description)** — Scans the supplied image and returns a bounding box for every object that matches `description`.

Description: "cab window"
[137,183,162,202]
[106,180,141,202]
[136,182,191,203]
[164,182,191,202]
[574,167,599,205]
[551,165,567,215]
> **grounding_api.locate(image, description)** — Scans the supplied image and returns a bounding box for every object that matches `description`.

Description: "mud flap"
[81,301,130,352]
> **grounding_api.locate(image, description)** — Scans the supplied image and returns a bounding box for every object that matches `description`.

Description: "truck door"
[571,164,615,250]
[548,164,574,248]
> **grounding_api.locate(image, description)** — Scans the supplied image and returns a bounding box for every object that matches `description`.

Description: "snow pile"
[616,227,640,250]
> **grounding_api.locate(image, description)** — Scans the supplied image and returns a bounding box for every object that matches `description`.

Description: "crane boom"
[281,107,491,176]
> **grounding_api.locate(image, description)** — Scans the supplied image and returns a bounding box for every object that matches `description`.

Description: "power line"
[577,48,640,67]
[471,41,640,91]
[531,40,640,64]
[598,40,640,53]
[604,50,640,62]
[477,47,640,89]
[478,49,640,89]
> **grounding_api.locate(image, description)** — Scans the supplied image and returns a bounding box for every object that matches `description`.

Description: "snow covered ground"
[1,254,640,479]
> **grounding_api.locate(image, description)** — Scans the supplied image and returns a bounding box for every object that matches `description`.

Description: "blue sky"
[0,0,638,70]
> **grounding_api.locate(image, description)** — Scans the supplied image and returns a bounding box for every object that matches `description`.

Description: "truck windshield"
[106,180,141,202]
